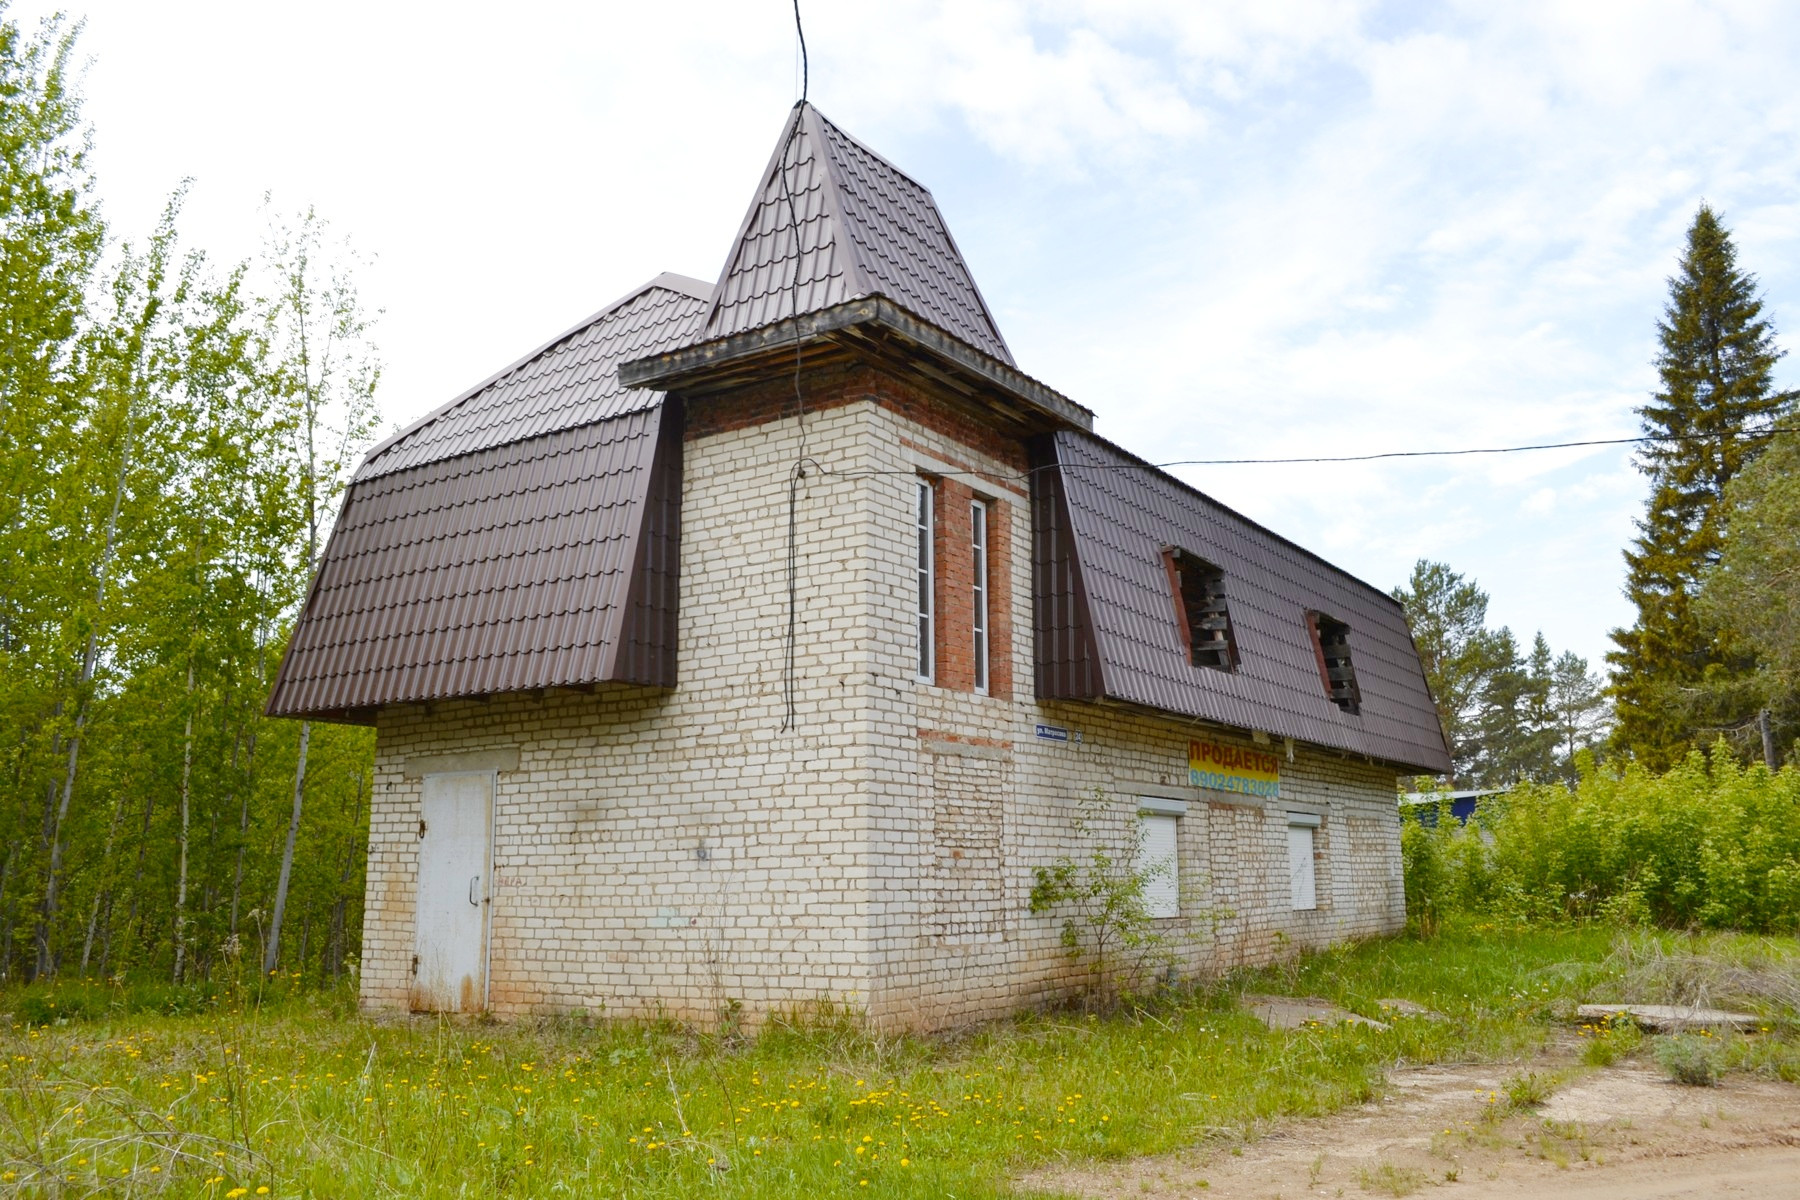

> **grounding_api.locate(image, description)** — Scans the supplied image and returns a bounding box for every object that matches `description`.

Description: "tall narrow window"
[971,499,989,693]
[1136,811,1180,919]
[1163,547,1237,671]
[916,480,934,682]
[1287,812,1320,911]
[1308,612,1360,713]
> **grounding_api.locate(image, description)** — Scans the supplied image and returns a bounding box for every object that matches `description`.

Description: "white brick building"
[268,103,1451,1029]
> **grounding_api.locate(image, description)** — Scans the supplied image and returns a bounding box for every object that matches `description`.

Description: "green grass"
[2,924,1795,1198]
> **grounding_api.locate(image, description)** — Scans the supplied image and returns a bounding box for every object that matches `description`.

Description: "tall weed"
[1405,748,1800,932]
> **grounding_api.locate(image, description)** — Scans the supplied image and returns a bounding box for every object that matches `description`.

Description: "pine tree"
[1392,560,1511,785]
[1607,205,1791,769]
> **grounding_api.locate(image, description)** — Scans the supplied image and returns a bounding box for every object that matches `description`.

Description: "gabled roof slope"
[703,102,1013,365]
[267,276,708,721]
[360,274,711,480]
[1035,431,1451,774]
[267,407,681,720]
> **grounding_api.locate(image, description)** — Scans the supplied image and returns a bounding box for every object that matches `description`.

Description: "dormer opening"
[1308,612,1360,714]
[1163,547,1237,672]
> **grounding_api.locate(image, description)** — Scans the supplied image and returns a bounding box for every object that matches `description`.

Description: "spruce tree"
[1608,204,1791,768]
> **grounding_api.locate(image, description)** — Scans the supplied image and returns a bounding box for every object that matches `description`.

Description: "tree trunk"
[264,719,309,975]
[230,728,256,935]
[80,783,130,974]
[1760,708,1778,770]
[37,396,137,980]
[172,662,195,984]
[124,785,157,967]
[0,843,13,980]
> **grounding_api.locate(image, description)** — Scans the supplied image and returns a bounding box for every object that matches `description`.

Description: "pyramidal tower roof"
[703,102,1015,366]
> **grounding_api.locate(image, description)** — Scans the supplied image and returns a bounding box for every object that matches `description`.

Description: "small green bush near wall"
[1404,748,1800,932]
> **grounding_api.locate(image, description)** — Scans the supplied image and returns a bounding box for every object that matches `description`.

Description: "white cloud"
[17,0,1800,671]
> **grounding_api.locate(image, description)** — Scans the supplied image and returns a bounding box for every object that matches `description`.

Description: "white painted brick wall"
[358,395,1407,1029]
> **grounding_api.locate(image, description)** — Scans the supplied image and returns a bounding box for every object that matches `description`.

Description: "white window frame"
[916,479,935,682]
[1287,811,1321,911]
[971,498,990,694]
[1136,797,1186,919]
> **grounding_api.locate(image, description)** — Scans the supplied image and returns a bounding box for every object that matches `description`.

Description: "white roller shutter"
[1137,812,1180,919]
[1287,821,1317,911]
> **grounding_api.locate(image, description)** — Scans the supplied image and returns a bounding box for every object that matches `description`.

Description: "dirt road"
[1022,1050,1800,1199]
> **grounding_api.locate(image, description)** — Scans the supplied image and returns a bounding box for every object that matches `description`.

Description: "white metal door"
[412,772,491,1012]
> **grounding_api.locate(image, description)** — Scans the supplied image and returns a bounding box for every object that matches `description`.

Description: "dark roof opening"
[1308,612,1361,714]
[1163,547,1237,672]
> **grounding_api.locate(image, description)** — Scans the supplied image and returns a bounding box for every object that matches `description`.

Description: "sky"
[19,0,1800,671]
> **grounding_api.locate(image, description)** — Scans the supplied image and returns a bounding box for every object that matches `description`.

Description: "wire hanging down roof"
[702,102,1013,364]
[267,100,1449,775]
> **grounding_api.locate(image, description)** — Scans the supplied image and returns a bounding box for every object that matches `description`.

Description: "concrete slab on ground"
[1576,1003,1759,1031]
[1241,993,1390,1030]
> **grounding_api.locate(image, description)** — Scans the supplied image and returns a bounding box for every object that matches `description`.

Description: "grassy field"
[3,925,1797,1199]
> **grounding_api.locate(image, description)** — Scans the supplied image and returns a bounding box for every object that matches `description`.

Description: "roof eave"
[1088,692,1452,777]
[619,297,1094,432]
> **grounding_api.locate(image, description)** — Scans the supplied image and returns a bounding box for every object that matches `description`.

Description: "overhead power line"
[1148,424,1800,468]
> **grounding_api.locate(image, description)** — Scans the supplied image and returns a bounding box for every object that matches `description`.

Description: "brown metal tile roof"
[1034,431,1451,774]
[702,103,1014,365]
[267,408,681,719]
[266,277,706,721]
[359,274,711,480]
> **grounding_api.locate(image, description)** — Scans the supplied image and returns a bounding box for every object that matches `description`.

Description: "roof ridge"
[361,273,713,473]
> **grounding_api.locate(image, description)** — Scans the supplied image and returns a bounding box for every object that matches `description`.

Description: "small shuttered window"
[1308,612,1360,714]
[1162,547,1237,671]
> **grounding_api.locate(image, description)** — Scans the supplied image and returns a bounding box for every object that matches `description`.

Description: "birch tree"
[258,205,379,978]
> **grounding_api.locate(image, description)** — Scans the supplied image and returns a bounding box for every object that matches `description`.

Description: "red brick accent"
[929,478,1013,700]
[682,363,1031,479]
[986,496,1015,700]
[682,360,1021,701]
[682,362,869,441]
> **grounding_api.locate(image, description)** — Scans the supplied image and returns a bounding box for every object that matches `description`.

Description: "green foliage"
[1028,788,1178,1009]
[0,11,379,988]
[1578,1013,1642,1066]
[1700,430,1800,760]
[1654,1033,1723,1086]
[1610,204,1794,768]
[1394,561,1607,787]
[1,924,1725,1198]
[1501,1069,1556,1110]
[1402,750,1800,931]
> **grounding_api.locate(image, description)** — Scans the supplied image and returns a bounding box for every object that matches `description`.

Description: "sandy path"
[1020,1050,1800,1199]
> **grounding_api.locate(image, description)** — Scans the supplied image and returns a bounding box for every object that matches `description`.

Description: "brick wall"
[357,365,1406,1029]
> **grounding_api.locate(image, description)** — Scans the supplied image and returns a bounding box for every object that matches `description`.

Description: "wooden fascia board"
[619,298,1094,432]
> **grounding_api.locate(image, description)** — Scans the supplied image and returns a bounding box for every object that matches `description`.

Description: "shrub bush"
[1403,748,1800,933]
[1654,1033,1724,1086]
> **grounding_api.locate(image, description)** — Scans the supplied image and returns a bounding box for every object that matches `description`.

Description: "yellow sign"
[1188,739,1281,799]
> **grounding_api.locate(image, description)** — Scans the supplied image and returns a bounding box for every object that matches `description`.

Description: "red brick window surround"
[926,476,1013,698]
[1306,611,1361,714]
[1161,546,1238,672]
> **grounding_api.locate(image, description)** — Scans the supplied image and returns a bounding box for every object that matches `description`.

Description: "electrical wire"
[778,0,810,733]
[1144,424,1800,467]
[779,423,1800,490]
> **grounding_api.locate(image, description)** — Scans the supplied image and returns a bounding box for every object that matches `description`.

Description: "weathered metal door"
[412,772,491,1012]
